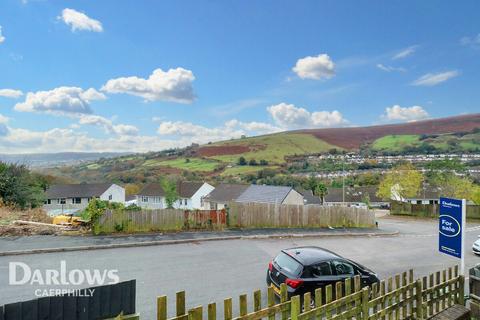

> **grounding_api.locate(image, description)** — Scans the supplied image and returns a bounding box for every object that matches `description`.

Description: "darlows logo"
[439,215,461,237]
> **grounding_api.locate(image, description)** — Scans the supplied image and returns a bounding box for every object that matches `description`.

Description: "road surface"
[1,216,479,319]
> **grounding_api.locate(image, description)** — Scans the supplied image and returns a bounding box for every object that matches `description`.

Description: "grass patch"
[221,165,278,176]
[209,133,336,164]
[372,134,421,151]
[146,158,221,172]
[86,163,101,170]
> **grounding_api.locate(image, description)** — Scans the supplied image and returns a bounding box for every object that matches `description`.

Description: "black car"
[266,246,379,299]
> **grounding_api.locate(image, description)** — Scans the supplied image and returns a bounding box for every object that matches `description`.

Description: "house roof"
[204,184,249,202]
[235,185,297,204]
[138,181,206,198]
[324,186,385,203]
[45,183,113,199]
[298,189,322,205]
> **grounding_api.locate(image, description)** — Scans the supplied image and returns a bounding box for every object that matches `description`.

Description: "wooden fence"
[98,209,226,233]
[157,266,463,320]
[227,202,376,228]
[391,201,480,219]
[0,280,137,320]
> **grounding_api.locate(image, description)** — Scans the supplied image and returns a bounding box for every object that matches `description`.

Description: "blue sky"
[0,0,479,153]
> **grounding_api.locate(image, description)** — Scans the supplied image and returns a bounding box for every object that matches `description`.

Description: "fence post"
[176,291,186,316]
[416,279,423,320]
[459,275,465,305]
[362,287,370,320]
[188,307,203,320]
[157,296,167,320]
[291,295,300,320]
[208,303,216,320]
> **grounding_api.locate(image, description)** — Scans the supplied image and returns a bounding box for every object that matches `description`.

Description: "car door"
[332,259,372,288]
[331,259,356,281]
[309,261,338,287]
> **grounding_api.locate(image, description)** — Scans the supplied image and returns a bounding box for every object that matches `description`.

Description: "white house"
[137,181,215,210]
[43,183,125,215]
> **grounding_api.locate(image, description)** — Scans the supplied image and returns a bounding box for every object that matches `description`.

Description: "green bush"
[82,198,125,234]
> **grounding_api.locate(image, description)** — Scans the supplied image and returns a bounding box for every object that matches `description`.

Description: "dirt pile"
[0,205,58,236]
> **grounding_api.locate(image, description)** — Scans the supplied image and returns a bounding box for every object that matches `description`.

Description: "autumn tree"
[377,163,423,200]
[432,173,476,200]
[161,178,178,209]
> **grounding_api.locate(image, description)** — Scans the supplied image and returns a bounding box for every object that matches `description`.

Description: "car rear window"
[274,252,302,275]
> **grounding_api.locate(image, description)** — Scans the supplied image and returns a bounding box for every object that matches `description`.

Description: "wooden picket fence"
[156,266,464,320]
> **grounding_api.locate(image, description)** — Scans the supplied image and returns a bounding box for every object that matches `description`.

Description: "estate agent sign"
[438,197,466,274]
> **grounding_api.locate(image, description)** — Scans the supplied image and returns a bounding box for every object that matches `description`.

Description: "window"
[108,195,113,200]
[184,199,188,205]
[47,199,51,204]
[73,198,81,204]
[311,262,333,277]
[60,198,66,204]
[274,253,302,275]
[332,260,355,276]
[142,196,148,202]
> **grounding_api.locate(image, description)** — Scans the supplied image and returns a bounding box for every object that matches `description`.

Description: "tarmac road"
[1,216,479,319]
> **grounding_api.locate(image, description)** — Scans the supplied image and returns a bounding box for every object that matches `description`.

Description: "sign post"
[439,197,467,275]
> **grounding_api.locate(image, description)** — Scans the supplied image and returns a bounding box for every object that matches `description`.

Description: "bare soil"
[0,206,59,236]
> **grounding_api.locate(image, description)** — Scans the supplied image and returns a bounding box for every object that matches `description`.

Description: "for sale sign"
[439,197,465,259]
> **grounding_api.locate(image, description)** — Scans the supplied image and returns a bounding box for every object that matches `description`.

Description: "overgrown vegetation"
[0,162,50,209]
[160,178,178,208]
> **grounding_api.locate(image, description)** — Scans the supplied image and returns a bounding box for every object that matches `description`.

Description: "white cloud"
[157,118,281,143]
[376,64,406,72]
[392,46,417,60]
[78,115,139,136]
[0,26,5,44]
[267,103,347,129]
[0,114,9,124]
[460,34,480,47]
[411,70,459,87]
[224,119,281,134]
[382,105,429,122]
[0,114,9,136]
[102,68,195,103]
[59,8,103,32]
[0,126,187,153]
[292,54,335,80]
[0,89,23,98]
[14,87,106,116]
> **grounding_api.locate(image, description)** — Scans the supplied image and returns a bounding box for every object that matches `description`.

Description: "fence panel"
[391,201,480,219]
[98,209,226,233]
[0,280,137,320]
[227,202,375,228]
[157,267,463,320]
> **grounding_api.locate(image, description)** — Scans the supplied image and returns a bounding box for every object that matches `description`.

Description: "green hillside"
[39,123,480,184]
[204,132,338,163]
[371,132,480,154]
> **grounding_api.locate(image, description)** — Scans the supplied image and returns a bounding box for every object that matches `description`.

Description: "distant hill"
[0,152,131,168]
[300,113,480,149]
[38,114,480,183]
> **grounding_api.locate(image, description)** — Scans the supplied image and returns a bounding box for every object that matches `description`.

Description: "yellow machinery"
[52,213,86,226]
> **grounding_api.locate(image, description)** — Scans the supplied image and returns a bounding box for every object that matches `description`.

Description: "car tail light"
[268,261,273,272]
[286,278,303,288]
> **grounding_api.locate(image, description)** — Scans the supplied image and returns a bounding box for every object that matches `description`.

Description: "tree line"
[0,162,51,209]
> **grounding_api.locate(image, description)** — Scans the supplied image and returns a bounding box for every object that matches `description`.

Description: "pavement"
[1,215,480,319]
[0,225,397,256]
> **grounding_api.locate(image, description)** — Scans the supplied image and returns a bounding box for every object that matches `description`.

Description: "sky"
[0,0,479,154]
